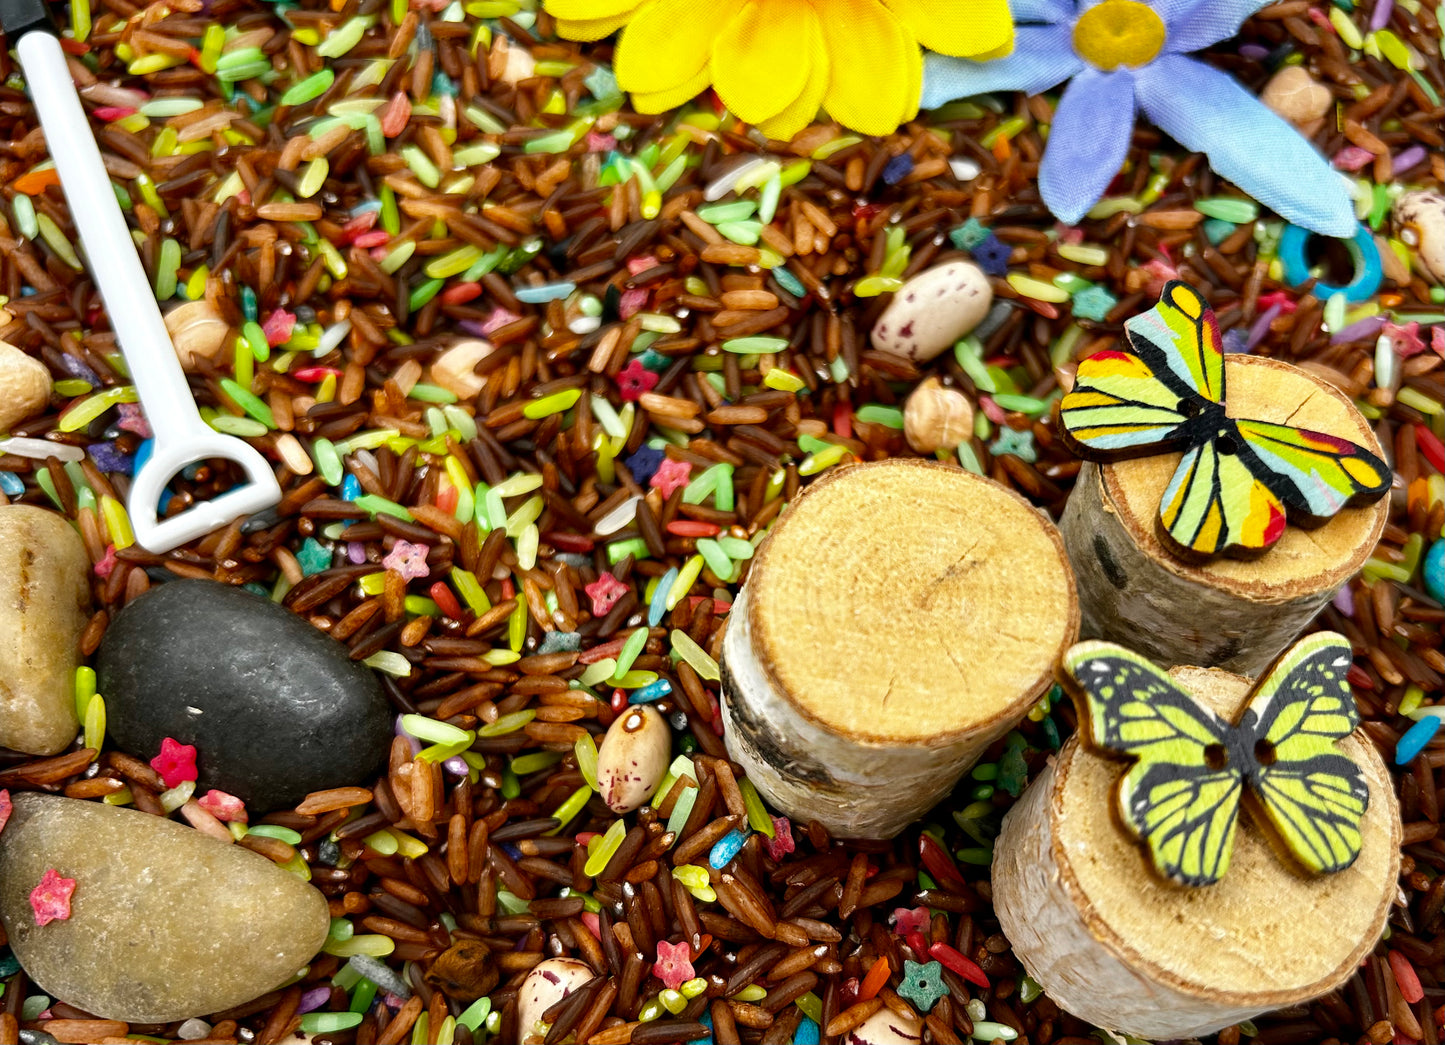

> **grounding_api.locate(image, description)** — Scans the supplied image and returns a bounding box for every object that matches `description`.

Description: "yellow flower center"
[1072,0,1166,71]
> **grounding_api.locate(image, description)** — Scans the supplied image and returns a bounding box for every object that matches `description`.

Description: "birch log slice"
[720,459,1078,839]
[993,664,1399,1041]
[1060,355,1388,676]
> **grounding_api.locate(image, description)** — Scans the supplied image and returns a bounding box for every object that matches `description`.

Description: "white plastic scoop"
[12,27,281,552]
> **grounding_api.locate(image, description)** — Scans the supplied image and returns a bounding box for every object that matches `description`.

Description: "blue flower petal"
[1135,55,1356,236]
[1156,0,1272,54]
[921,24,1081,107]
[1039,68,1137,226]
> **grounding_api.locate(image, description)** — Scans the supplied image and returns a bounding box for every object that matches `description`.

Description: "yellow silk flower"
[546,0,1014,139]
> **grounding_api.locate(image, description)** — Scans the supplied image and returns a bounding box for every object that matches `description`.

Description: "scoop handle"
[13,29,281,552]
[17,30,206,445]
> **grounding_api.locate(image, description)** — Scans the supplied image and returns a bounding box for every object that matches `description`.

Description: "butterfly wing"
[1234,419,1391,524]
[1059,348,1198,457]
[1059,281,1223,459]
[1062,642,1244,886]
[1157,430,1289,558]
[1243,633,1369,875]
[1125,280,1225,406]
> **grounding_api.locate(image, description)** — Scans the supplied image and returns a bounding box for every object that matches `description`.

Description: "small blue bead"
[1277,223,1382,303]
[794,1017,820,1045]
[514,281,577,305]
[708,828,750,869]
[0,472,23,496]
[1396,715,1442,765]
[629,679,673,704]
[341,474,361,501]
[882,154,914,185]
[1423,539,1445,605]
[648,567,676,627]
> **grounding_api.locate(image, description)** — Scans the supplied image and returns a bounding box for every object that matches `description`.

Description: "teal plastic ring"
[1277,223,1382,303]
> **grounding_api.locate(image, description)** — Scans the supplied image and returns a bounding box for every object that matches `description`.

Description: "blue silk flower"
[921,0,1357,237]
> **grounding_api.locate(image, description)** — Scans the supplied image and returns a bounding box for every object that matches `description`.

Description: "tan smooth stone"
[0,794,330,1023]
[0,340,51,433]
[0,506,89,755]
[1261,66,1332,131]
[164,300,234,369]
[871,261,992,363]
[427,339,494,399]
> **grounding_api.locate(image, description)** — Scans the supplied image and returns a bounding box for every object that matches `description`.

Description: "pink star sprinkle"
[585,572,628,617]
[891,906,931,937]
[618,287,649,320]
[383,540,431,581]
[650,458,692,499]
[480,307,522,336]
[116,402,152,438]
[29,868,76,926]
[261,309,296,347]
[1432,326,1444,357]
[1383,320,1426,358]
[0,790,11,836]
[585,131,616,153]
[652,939,694,990]
[94,544,117,579]
[763,816,794,861]
[198,789,248,823]
[616,359,658,402]
[150,737,198,789]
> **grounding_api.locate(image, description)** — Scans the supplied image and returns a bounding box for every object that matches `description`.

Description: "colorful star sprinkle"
[94,544,117,579]
[762,816,794,861]
[897,959,947,1014]
[382,539,431,580]
[198,789,248,823]
[890,905,931,937]
[29,868,76,927]
[584,572,629,617]
[150,737,199,789]
[616,358,659,402]
[624,445,665,485]
[991,425,1037,463]
[650,458,692,499]
[652,939,695,990]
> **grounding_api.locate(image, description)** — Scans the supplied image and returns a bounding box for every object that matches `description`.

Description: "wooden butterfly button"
[1060,281,1390,560]
[1060,631,1369,887]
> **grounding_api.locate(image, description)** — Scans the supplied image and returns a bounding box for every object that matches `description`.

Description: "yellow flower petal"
[556,13,634,41]
[615,0,739,94]
[711,1,818,125]
[898,20,922,126]
[754,25,830,140]
[816,0,917,137]
[630,67,712,114]
[545,0,640,19]
[881,0,1013,58]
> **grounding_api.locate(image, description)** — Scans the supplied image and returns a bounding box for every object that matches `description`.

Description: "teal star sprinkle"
[296,537,331,577]
[949,217,990,251]
[1071,284,1118,322]
[898,960,947,1014]
[991,426,1037,463]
